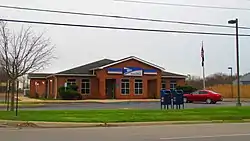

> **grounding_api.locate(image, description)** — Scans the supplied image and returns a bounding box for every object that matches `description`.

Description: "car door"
[198,90,209,101]
[189,91,200,101]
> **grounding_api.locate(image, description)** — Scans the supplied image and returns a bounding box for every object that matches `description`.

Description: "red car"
[183,90,223,104]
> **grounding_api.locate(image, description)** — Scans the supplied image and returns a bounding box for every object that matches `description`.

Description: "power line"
[0,5,250,30]
[114,0,250,11]
[1,18,250,37]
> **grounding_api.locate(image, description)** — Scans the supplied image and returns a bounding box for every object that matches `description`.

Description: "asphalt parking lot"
[1,101,249,110]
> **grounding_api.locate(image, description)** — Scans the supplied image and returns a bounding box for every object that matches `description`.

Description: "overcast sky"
[1,0,250,77]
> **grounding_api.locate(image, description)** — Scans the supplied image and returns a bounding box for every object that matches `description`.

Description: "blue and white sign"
[107,67,157,76]
[107,68,123,74]
[144,69,157,75]
[124,67,143,76]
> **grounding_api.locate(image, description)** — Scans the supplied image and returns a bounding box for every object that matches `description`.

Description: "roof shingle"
[27,73,52,79]
[57,59,115,74]
[27,57,186,78]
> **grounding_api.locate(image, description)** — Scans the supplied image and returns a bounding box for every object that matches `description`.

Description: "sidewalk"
[1,119,250,128]
[17,97,249,103]
[17,97,161,104]
[223,98,250,102]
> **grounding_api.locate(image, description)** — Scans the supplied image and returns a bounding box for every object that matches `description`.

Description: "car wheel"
[206,98,212,104]
[183,97,188,103]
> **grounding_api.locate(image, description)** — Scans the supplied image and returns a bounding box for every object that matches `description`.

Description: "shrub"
[176,85,197,93]
[58,86,82,100]
[68,85,79,91]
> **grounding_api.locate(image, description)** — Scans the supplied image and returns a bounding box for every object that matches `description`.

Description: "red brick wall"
[29,59,186,100]
[162,78,186,90]
[96,59,162,99]
[55,76,99,99]
[148,79,157,98]
[47,77,55,99]
[177,79,185,86]
[29,78,46,98]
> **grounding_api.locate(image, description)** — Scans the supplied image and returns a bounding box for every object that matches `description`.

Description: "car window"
[192,91,199,94]
[199,91,208,94]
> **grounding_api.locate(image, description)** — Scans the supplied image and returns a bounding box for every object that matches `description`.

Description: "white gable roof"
[94,56,165,71]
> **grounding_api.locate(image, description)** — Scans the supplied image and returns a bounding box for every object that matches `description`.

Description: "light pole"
[228,67,233,98]
[228,18,241,106]
[15,80,19,116]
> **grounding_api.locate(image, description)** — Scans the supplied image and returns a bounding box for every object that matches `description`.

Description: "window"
[81,79,90,94]
[67,79,76,86]
[199,91,208,94]
[121,79,130,95]
[192,90,199,94]
[161,80,166,90]
[170,80,177,90]
[134,79,143,95]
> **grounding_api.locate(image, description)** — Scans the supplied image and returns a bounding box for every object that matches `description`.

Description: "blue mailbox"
[160,89,185,110]
[160,89,172,109]
[173,90,185,109]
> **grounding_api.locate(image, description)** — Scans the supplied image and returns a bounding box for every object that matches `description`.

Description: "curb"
[0,104,45,109]
[1,119,250,128]
[24,100,161,104]
[11,99,250,104]
[0,101,159,105]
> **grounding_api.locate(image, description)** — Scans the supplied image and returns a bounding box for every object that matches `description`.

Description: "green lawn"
[0,107,250,123]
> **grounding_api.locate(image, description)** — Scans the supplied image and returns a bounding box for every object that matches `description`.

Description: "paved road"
[1,101,249,110]
[1,123,250,141]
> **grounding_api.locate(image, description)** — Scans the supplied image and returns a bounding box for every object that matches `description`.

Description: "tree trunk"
[10,80,15,111]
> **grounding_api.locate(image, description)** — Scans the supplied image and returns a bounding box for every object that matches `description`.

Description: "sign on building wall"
[124,67,143,76]
[107,68,123,74]
[144,69,157,75]
[107,67,157,76]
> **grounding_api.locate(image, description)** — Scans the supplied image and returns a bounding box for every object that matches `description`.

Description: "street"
[1,101,249,110]
[1,123,250,141]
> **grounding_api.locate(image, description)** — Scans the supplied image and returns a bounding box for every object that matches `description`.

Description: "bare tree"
[0,21,55,111]
[186,72,238,89]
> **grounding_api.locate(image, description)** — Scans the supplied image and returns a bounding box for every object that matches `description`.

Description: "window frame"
[161,79,166,90]
[134,79,143,95]
[121,79,130,95]
[170,80,177,90]
[66,79,76,86]
[81,79,91,95]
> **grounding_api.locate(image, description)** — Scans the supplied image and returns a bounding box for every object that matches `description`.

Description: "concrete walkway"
[1,119,250,128]
[16,97,250,104]
[17,97,160,103]
[2,122,250,141]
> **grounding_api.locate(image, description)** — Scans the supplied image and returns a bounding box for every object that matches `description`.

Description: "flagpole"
[201,41,206,90]
[202,62,206,90]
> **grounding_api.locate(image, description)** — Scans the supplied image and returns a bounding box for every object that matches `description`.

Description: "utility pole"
[228,18,241,106]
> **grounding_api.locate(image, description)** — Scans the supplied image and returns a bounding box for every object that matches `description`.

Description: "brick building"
[28,56,186,99]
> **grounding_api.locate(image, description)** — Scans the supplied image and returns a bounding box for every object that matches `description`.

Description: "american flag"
[201,41,204,67]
